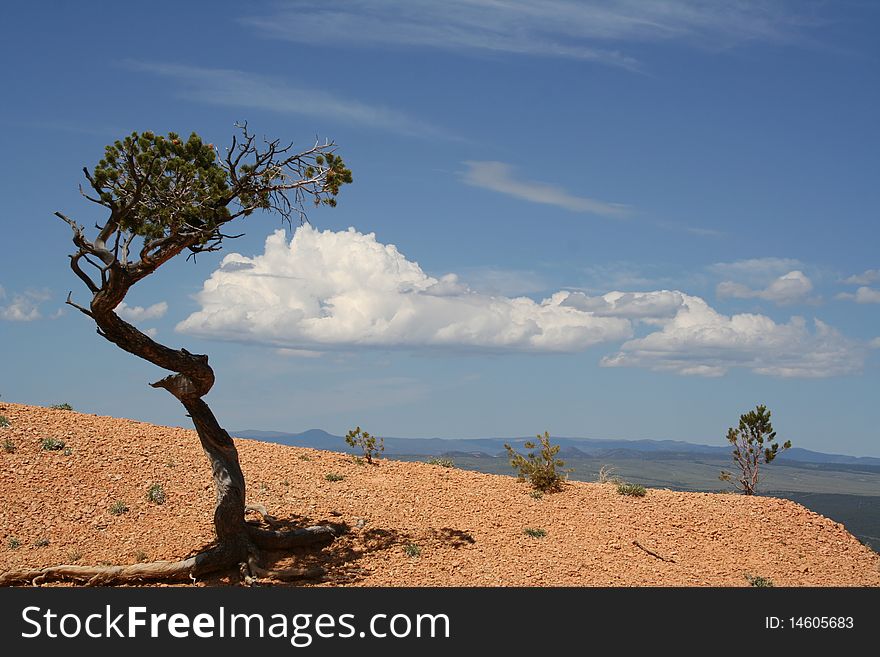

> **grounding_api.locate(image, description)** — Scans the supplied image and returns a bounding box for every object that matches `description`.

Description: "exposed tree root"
[245,503,279,526]
[0,545,233,587]
[243,553,326,585]
[246,523,339,551]
[0,524,340,587]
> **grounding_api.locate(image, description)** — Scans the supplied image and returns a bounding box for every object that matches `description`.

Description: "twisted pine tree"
[0,124,351,586]
[720,404,791,495]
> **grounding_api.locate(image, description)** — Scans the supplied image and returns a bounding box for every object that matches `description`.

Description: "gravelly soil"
[1,403,878,587]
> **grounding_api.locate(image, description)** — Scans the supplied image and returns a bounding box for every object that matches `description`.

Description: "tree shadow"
[427,527,476,548]
[243,511,407,587]
[195,514,477,587]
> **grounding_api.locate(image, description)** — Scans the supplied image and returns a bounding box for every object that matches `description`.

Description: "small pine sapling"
[504,431,569,493]
[344,426,384,464]
[720,404,791,495]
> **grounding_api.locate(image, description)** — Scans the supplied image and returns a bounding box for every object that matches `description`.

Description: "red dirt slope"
[1,403,878,586]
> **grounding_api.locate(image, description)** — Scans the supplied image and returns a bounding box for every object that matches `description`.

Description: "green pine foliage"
[504,431,569,493]
[720,404,791,495]
[87,129,351,244]
[92,132,231,240]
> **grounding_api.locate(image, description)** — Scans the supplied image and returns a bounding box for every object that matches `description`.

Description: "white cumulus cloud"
[601,294,862,378]
[836,287,880,304]
[0,285,51,322]
[561,290,684,320]
[116,301,168,321]
[177,226,633,352]
[716,270,813,305]
[842,269,880,286]
[177,226,865,378]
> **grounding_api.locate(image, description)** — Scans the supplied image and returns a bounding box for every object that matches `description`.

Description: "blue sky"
[1,1,878,455]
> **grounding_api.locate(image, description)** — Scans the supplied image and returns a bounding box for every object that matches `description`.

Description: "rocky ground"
[1,402,878,586]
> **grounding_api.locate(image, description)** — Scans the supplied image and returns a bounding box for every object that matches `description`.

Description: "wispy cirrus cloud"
[461,161,630,218]
[125,61,445,138]
[655,221,726,238]
[709,257,802,282]
[241,1,817,70]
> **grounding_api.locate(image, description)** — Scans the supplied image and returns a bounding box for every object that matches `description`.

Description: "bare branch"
[65,291,94,318]
[68,253,99,294]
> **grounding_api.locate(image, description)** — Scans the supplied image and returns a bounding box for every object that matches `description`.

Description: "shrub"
[529,490,543,500]
[404,543,421,558]
[41,437,65,451]
[597,464,620,484]
[325,473,344,482]
[0,415,10,428]
[345,426,384,464]
[524,528,547,538]
[2,439,14,454]
[34,538,50,548]
[146,483,166,505]
[50,402,73,411]
[745,574,774,587]
[299,454,311,461]
[68,550,82,562]
[504,431,569,493]
[720,404,791,495]
[427,457,455,468]
[7,537,21,550]
[109,500,129,516]
[616,482,647,497]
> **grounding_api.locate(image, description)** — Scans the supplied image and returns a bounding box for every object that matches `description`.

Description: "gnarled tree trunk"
[0,270,335,587]
[89,269,251,569]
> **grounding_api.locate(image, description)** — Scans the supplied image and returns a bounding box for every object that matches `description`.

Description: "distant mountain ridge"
[232,428,880,466]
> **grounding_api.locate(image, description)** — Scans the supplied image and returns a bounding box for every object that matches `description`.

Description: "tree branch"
[65,291,93,318]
